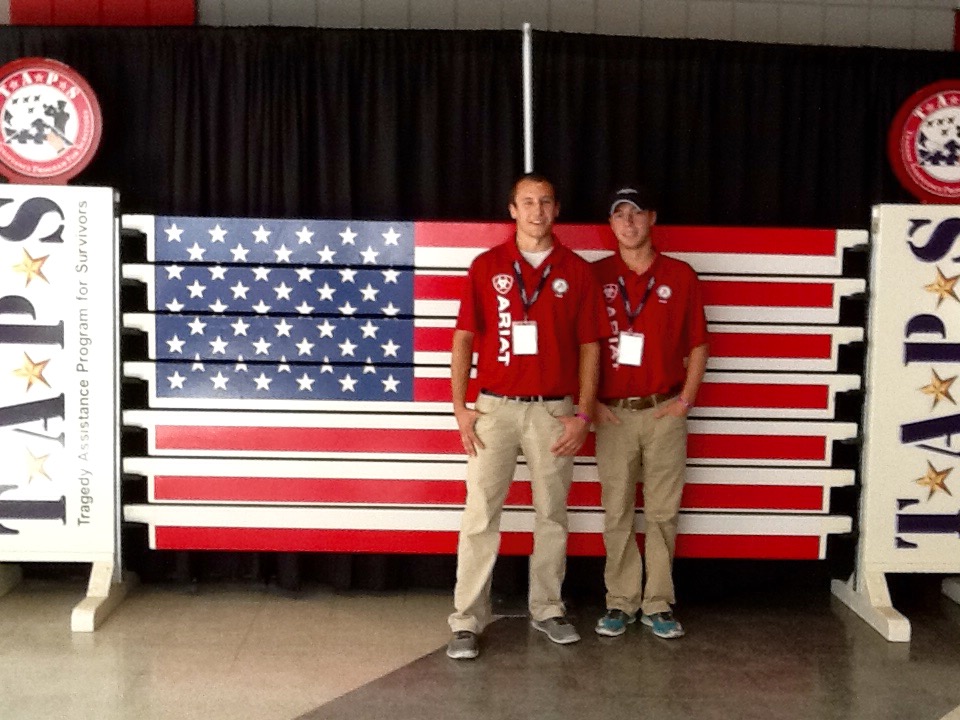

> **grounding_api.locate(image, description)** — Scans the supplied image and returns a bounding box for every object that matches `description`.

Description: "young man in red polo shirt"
[593,185,709,640]
[446,173,608,660]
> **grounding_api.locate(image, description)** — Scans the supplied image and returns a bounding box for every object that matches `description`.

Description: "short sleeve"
[455,262,483,333]
[576,265,610,344]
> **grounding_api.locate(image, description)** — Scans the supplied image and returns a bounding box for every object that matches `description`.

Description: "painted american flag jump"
[119,215,867,559]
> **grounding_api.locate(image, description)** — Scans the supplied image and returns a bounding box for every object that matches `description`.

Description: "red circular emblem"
[888,80,960,203]
[0,58,102,184]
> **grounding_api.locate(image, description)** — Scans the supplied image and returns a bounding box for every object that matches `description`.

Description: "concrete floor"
[2,573,959,720]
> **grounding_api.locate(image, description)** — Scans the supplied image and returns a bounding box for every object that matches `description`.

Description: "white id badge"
[618,331,645,366]
[512,321,539,355]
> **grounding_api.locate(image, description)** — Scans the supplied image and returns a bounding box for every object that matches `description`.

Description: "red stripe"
[416,326,836,360]
[702,280,833,308]
[155,425,464,454]
[672,534,819,559]
[19,0,196,24]
[414,325,453,352]
[955,9,960,52]
[413,222,837,257]
[695,383,829,409]
[153,475,822,510]
[417,274,836,310]
[147,0,194,24]
[710,332,833,359]
[153,527,821,559]
[414,222,515,248]
[155,425,825,461]
[414,275,465,300]
[416,377,831,410]
[653,226,836,256]
[689,434,826,461]
[414,222,612,252]
[102,0,147,24]
[52,0,99,24]
[413,376,479,402]
[681,484,823,511]
[10,0,54,23]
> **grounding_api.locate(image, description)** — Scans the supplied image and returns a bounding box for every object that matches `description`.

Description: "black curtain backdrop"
[0,27,523,220]
[2,26,954,592]
[533,32,960,227]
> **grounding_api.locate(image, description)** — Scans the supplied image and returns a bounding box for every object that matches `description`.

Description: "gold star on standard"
[924,266,960,307]
[915,461,953,499]
[24,449,51,483]
[13,353,50,391]
[920,369,957,408]
[12,248,49,286]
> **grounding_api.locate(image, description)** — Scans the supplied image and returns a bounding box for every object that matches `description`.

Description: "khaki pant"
[594,403,687,616]
[448,393,574,634]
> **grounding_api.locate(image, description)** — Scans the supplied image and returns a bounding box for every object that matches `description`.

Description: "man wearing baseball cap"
[592,184,709,640]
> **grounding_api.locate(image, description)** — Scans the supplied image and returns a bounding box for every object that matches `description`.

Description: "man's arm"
[550,340,599,456]
[656,342,709,418]
[451,328,484,456]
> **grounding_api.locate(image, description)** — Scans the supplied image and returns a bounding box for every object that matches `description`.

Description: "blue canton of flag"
[151,217,416,402]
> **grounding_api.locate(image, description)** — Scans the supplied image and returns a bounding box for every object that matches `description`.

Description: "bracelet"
[677,396,693,410]
[575,411,591,424]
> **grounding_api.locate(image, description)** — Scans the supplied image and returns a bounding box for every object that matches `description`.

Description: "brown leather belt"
[603,389,680,411]
[480,389,568,403]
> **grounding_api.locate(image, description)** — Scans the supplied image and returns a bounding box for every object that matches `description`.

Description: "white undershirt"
[519,247,552,268]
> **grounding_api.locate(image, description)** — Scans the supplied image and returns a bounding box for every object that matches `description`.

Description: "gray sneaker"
[531,616,581,644]
[446,630,479,659]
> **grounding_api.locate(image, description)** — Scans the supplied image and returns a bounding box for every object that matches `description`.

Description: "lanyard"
[618,275,655,324]
[512,260,552,319]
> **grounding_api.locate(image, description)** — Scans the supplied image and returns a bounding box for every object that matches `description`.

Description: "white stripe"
[122,455,854,488]
[122,504,851,535]
[122,360,857,418]
[411,276,866,324]
[122,409,855,436]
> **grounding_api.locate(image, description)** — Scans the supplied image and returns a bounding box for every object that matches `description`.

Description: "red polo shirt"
[456,237,608,397]
[594,250,708,399]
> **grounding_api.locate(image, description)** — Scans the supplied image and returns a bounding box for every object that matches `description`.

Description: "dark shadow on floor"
[298,581,960,720]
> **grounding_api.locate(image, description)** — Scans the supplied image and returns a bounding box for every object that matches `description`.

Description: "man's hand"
[595,403,621,426]
[455,406,485,456]
[654,398,690,419]
[550,414,590,456]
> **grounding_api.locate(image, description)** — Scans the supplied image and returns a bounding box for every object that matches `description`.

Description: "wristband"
[575,412,591,424]
[677,397,693,410]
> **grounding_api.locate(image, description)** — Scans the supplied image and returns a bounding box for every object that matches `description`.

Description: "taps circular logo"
[0,58,102,185]
[889,80,960,203]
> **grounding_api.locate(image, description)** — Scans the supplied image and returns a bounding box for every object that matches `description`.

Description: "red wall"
[10,0,195,25]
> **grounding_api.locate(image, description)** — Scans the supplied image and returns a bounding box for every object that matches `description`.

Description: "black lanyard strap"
[513,260,552,318]
[618,275,655,324]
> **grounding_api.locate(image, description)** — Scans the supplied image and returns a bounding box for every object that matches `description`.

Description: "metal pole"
[522,22,534,173]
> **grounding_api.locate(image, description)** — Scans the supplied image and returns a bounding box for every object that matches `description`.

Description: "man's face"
[509,179,559,241]
[609,202,656,251]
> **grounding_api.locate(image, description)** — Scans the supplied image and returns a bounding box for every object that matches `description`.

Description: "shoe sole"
[594,625,626,637]
[530,620,580,644]
[446,649,479,660]
[640,615,685,639]
[595,612,636,637]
